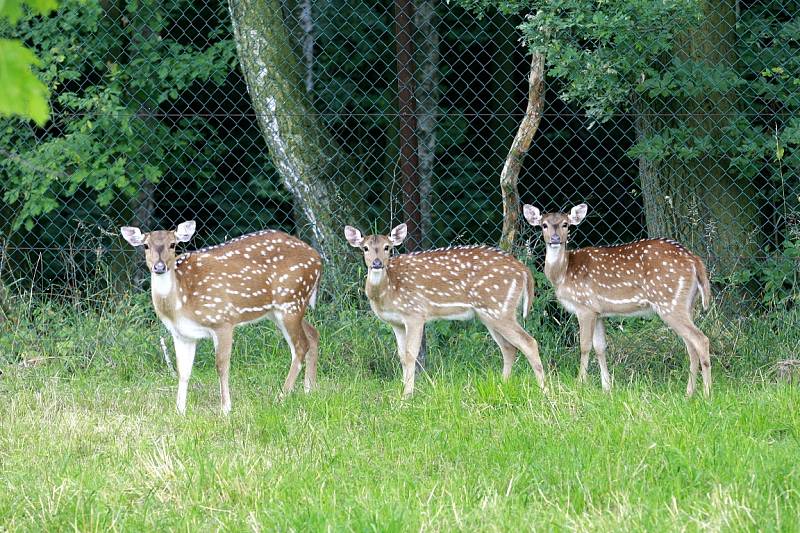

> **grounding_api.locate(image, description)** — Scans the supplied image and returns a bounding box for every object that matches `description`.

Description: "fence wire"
[0,0,798,313]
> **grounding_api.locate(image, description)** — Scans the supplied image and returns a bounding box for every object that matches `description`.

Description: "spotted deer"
[523,203,712,397]
[120,221,322,414]
[344,223,546,397]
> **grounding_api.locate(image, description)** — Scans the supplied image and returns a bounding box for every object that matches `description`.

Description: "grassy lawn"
[2,300,800,531]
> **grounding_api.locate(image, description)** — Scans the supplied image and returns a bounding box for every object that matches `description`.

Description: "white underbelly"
[161,315,214,341]
[431,308,475,321]
[237,310,276,327]
[372,301,476,324]
[600,308,655,318]
[374,308,407,325]
[597,296,655,317]
[558,295,655,318]
[558,298,581,315]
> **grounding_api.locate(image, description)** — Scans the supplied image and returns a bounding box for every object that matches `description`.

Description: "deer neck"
[543,244,570,287]
[151,270,182,318]
[365,264,396,305]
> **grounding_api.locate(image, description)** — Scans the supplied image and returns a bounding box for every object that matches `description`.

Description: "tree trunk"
[132,181,156,288]
[499,52,545,251]
[395,0,422,252]
[102,0,160,291]
[415,0,438,249]
[637,0,758,285]
[228,0,353,267]
[394,0,428,370]
[298,0,314,94]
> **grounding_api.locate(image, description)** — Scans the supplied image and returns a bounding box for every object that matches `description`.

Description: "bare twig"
[499,52,546,250]
[160,337,176,377]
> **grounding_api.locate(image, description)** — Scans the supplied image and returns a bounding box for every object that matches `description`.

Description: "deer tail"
[694,256,711,311]
[522,268,535,319]
[309,268,321,309]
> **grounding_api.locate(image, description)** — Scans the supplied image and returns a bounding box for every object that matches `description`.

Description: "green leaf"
[0,0,57,24]
[0,39,51,126]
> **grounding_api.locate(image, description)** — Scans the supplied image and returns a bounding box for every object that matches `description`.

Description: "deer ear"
[568,204,588,225]
[175,220,196,242]
[522,205,542,227]
[344,226,364,247]
[120,226,145,247]
[389,223,407,246]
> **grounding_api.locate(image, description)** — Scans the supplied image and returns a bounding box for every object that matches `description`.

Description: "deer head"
[120,221,196,275]
[523,204,587,249]
[344,223,407,271]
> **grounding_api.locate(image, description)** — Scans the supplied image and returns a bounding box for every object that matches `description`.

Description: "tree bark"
[499,52,545,251]
[415,0,438,249]
[132,181,156,288]
[298,0,314,94]
[395,0,422,252]
[394,0,428,370]
[228,0,353,267]
[106,0,160,290]
[637,0,758,284]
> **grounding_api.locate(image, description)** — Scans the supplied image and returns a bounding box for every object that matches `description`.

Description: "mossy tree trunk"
[637,0,758,284]
[228,0,356,268]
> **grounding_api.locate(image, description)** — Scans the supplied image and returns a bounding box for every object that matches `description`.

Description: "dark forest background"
[0,0,797,307]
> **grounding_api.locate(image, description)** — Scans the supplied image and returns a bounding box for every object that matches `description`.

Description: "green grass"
[2,298,800,530]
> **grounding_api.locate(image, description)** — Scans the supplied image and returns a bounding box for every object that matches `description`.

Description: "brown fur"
[524,204,712,397]
[172,230,321,325]
[121,224,322,413]
[371,246,533,319]
[345,224,546,396]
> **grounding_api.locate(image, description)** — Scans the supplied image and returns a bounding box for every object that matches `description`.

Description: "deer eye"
[363,246,369,252]
[542,223,548,229]
[562,223,568,229]
[169,243,176,250]
[143,244,150,250]
[383,245,390,251]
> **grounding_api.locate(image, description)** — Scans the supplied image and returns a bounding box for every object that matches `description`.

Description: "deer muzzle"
[153,261,168,274]
[549,235,562,246]
[371,258,384,270]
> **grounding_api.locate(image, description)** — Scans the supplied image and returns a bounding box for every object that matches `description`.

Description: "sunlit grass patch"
[2,299,800,530]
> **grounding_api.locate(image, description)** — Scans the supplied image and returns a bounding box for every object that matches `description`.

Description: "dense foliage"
[0,0,797,307]
[460,0,800,305]
[0,0,57,125]
[0,0,286,286]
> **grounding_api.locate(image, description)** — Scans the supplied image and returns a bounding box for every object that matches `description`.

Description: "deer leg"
[489,319,546,391]
[698,329,711,398]
[661,314,711,398]
[277,313,309,396]
[576,312,597,384]
[486,327,517,381]
[390,324,407,362]
[401,321,424,398]
[302,320,319,393]
[213,325,234,415]
[592,318,611,392]
[680,337,699,397]
[689,321,712,398]
[173,335,197,415]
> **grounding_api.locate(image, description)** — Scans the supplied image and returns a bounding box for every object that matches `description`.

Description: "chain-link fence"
[1,0,798,312]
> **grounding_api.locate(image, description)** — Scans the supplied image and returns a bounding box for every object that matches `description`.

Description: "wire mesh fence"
[0,0,798,314]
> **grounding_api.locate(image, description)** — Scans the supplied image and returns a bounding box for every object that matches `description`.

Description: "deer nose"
[549,234,562,245]
[371,258,383,269]
[153,261,167,274]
